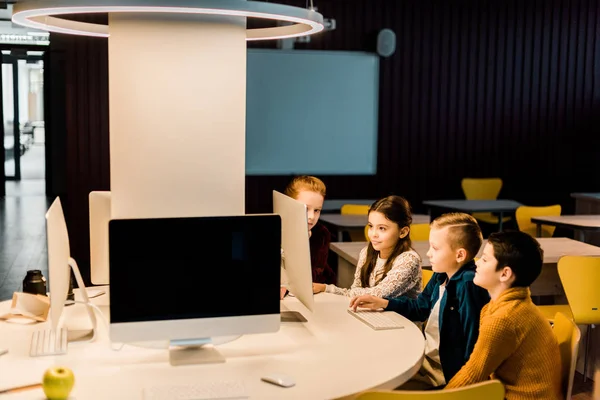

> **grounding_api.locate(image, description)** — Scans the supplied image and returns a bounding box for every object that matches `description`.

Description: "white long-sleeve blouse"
[325,246,422,298]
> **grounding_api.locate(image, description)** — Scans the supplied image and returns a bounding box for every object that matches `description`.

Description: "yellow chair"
[410,223,430,241]
[552,312,581,400]
[422,269,434,290]
[342,204,370,241]
[538,256,600,381]
[515,204,562,237]
[461,177,511,225]
[354,379,504,399]
[341,204,370,215]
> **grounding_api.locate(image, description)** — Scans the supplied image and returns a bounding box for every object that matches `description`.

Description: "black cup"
[22,270,47,296]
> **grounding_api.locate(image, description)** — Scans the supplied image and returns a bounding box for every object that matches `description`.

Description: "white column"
[108,12,247,219]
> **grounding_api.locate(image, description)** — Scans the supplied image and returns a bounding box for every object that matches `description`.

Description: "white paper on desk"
[0,292,50,322]
[87,289,106,299]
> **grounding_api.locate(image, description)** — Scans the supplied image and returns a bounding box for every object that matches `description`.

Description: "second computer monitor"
[273,190,314,312]
[46,197,72,331]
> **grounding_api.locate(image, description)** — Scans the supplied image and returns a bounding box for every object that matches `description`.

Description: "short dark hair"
[487,230,544,287]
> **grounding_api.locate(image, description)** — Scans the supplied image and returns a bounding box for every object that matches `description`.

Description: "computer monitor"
[89,191,111,285]
[108,214,281,365]
[44,197,97,346]
[273,190,314,313]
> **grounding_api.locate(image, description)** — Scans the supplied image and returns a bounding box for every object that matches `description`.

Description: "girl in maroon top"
[280,176,336,298]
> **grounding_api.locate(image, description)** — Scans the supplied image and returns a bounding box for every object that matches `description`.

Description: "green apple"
[42,366,75,400]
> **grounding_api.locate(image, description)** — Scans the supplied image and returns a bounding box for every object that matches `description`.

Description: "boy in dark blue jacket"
[350,213,490,389]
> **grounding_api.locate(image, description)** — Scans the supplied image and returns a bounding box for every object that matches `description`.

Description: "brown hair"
[284,176,326,199]
[431,213,483,261]
[360,196,413,287]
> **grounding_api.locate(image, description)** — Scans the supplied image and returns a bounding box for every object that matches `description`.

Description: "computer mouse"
[261,373,295,388]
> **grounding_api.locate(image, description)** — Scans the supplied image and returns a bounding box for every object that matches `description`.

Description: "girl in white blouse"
[312,195,422,299]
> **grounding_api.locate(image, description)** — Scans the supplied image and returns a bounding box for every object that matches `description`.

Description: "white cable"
[64,300,124,351]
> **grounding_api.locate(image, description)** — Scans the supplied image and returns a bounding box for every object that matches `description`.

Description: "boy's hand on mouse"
[312,283,326,294]
[280,286,288,300]
[349,295,388,311]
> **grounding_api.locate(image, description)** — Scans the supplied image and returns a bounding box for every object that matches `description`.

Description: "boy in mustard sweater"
[445,230,562,400]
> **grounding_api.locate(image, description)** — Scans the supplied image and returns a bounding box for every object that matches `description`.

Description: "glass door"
[2,53,20,181]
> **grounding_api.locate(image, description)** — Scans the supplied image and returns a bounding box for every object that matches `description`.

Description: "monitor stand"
[168,336,240,366]
[30,258,98,357]
[280,311,307,322]
[66,257,98,343]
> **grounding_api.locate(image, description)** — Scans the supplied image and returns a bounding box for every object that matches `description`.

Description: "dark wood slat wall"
[246,0,600,214]
[46,22,109,284]
[45,2,600,284]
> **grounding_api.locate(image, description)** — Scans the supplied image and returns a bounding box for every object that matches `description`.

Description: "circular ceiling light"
[12,0,324,41]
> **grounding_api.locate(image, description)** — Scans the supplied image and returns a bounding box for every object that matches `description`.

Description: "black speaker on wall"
[376,29,396,58]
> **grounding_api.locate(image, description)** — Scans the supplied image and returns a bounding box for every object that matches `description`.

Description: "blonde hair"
[284,176,326,199]
[431,213,483,259]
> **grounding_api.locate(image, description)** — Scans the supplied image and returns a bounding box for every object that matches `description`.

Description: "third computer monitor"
[273,190,314,312]
[89,191,111,285]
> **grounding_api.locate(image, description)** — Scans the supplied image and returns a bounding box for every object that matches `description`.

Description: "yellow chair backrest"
[461,178,503,200]
[410,223,430,241]
[558,256,600,325]
[341,204,370,215]
[355,379,505,400]
[461,178,509,225]
[515,205,562,237]
[552,312,581,400]
[422,269,434,290]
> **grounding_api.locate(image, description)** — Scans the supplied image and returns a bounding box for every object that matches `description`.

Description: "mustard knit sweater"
[445,287,562,400]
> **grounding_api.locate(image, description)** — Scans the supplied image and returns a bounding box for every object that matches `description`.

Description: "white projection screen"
[246,49,379,175]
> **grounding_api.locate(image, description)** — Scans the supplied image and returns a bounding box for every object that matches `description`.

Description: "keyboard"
[143,380,248,400]
[30,328,68,357]
[347,309,405,330]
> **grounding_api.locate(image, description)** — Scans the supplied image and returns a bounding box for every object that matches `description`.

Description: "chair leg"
[583,325,595,382]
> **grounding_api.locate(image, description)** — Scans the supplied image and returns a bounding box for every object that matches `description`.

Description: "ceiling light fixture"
[12,0,324,41]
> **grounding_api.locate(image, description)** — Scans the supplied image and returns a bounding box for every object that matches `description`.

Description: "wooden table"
[321,214,430,242]
[531,215,600,242]
[422,199,522,231]
[330,238,600,296]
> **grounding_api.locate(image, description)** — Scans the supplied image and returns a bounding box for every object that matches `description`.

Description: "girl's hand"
[349,295,388,311]
[280,286,289,300]
[312,283,326,294]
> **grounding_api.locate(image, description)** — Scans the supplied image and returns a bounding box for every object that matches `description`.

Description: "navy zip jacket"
[384,260,490,384]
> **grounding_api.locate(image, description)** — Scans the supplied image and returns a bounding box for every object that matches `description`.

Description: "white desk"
[531,215,600,242]
[0,290,424,400]
[321,214,430,242]
[331,238,600,296]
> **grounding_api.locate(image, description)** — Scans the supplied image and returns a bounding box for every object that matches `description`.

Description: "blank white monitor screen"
[273,190,314,313]
[109,215,281,343]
